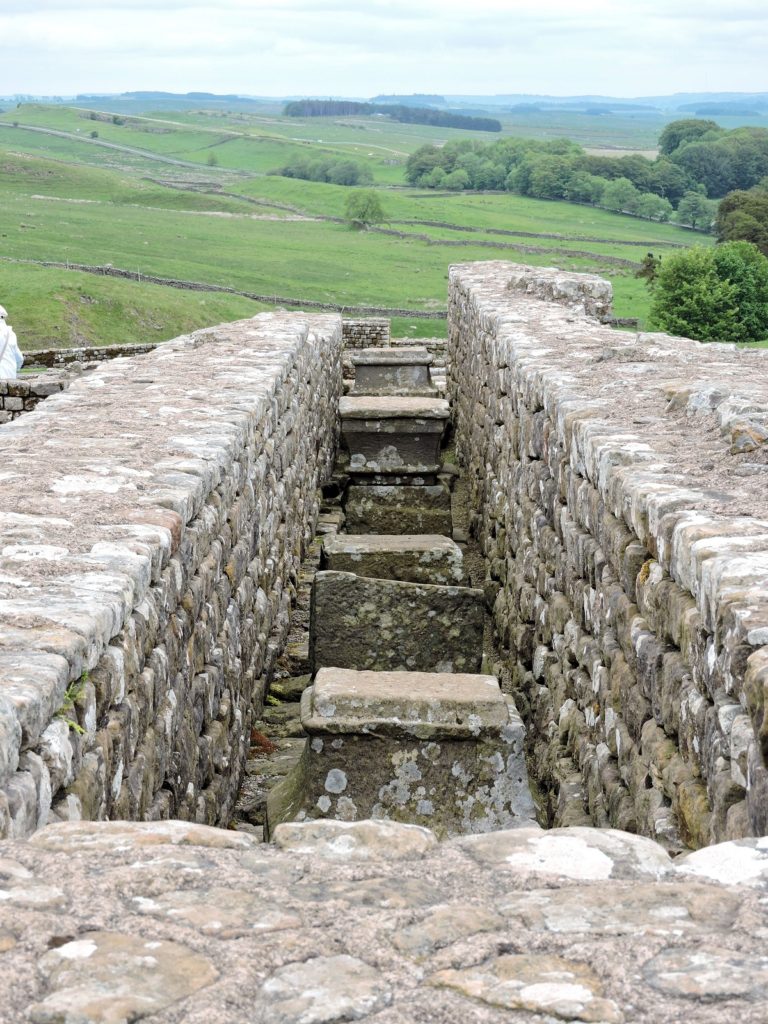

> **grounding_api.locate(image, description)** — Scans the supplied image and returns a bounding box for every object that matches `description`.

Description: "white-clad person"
[0,305,23,379]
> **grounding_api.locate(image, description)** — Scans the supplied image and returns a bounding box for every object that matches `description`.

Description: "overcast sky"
[1,0,766,99]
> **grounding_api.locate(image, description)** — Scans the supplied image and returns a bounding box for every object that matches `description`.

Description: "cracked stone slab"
[643,946,768,1000]
[430,953,623,1023]
[132,886,301,937]
[500,881,741,935]
[28,931,217,1023]
[258,954,391,1023]
[392,903,505,956]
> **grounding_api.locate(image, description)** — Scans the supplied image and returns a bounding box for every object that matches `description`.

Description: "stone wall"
[0,312,342,838]
[342,318,391,348]
[0,370,75,423]
[22,342,160,370]
[449,261,768,850]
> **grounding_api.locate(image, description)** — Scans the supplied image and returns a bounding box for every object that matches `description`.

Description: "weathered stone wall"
[22,342,160,370]
[0,370,75,423]
[342,318,391,348]
[0,312,342,838]
[449,261,768,850]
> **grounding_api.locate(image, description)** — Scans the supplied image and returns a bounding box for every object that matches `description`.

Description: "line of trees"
[405,120,768,228]
[284,99,501,133]
[270,156,373,186]
[404,137,715,224]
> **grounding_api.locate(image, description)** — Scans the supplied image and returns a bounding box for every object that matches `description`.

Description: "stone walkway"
[1,818,768,1023]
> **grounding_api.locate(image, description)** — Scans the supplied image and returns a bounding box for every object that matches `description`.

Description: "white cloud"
[0,1,766,96]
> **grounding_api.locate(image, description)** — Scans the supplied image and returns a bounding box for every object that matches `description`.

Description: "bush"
[273,155,372,186]
[648,241,768,342]
[716,188,768,256]
[344,190,385,229]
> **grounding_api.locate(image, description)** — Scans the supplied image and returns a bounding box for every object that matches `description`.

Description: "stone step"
[321,533,464,586]
[271,667,534,838]
[339,396,449,482]
[350,346,438,398]
[344,482,453,535]
[310,570,484,675]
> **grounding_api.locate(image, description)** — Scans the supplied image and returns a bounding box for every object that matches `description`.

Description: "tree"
[405,144,443,185]
[206,151,219,167]
[601,177,641,213]
[444,169,470,191]
[648,241,768,342]
[716,188,768,256]
[675,191,717,230]
[658,118,721,156]
[344,190,385,229]
[634,193,673,222]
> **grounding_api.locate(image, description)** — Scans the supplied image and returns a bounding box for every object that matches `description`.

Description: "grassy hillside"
[0,104,714,349]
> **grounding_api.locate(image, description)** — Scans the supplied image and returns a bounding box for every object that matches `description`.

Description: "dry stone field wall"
[449,261,768,850]
[0,313,342,839]
[0,371,75,423]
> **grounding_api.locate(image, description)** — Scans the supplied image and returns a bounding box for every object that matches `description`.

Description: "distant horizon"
[1,2,766,99]
[4,89,768,107]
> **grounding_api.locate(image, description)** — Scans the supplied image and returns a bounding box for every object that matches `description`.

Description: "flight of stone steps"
[235,342,536,839]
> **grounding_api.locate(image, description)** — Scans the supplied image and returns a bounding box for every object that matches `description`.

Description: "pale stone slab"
[28,932,217,1024]
[675,836,768,888]
[310,571,484,675]
[500,882,741,936]
[340,396,449,420]
[260,955,391,1023]
[27,819,260,852]
[392,903,504,955]
[340,396,450,479]
[644,945,768,1000]
[430,954,623,1023]
[351,347,433,366]
[273,818,438,860]
[321,533,464,585]
[305,667,508,737]
[456,825,673,880]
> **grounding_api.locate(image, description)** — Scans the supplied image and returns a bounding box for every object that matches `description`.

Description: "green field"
[0,103,715,349]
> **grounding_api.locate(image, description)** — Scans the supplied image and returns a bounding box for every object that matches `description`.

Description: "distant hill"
[444,92,768,112]
[371,94,446,107]
[284,99,501,132]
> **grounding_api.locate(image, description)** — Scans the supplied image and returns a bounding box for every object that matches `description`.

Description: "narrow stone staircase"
[236,340,536,840]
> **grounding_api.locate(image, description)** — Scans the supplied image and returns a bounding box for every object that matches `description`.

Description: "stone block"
[339,396,449,481]
[344,483,452,535]
[290,667,533,837]
[350,347,437,397]
[321,533,464,586]
[310,571,484,674]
